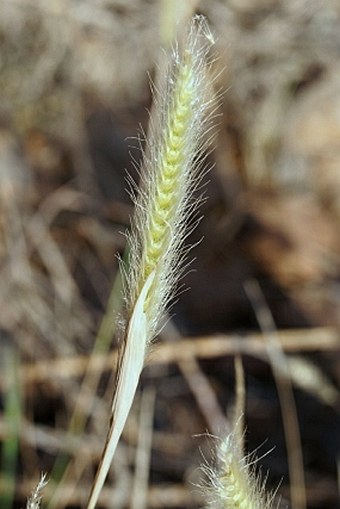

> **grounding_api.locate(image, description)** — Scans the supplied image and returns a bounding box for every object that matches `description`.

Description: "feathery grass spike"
[86,15,218,508]
[127,15,217,338]
[26,475,47,509]
[206,432,274,509]
[203,359,275,509]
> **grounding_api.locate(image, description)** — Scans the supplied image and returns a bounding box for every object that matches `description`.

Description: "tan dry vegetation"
[0,1,340,508]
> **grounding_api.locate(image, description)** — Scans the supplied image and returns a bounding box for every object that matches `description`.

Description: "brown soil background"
[1,1,340,508]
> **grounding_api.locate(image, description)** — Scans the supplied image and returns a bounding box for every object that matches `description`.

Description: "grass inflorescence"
[205,432,275,509]
[126,15,219,340]
[26,475,48,509]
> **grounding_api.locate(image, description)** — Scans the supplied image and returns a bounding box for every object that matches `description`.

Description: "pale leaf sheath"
[86,271,155,509]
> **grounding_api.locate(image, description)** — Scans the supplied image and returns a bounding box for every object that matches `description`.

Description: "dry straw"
[86,15,219,509]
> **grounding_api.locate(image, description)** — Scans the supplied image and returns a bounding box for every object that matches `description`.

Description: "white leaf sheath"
[86,271,155,509]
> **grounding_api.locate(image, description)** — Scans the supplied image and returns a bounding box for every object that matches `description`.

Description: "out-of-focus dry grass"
[1,1,340,508]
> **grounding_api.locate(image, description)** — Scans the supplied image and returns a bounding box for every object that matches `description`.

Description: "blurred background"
[1,0,340,507]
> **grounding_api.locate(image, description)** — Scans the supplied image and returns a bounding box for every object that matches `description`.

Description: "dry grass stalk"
[13,326,340,386]
[244,279,306,509]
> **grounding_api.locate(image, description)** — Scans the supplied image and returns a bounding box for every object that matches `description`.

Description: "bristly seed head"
[202,432,276,509]
[125,15,220,340]
[26,474,48,509]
